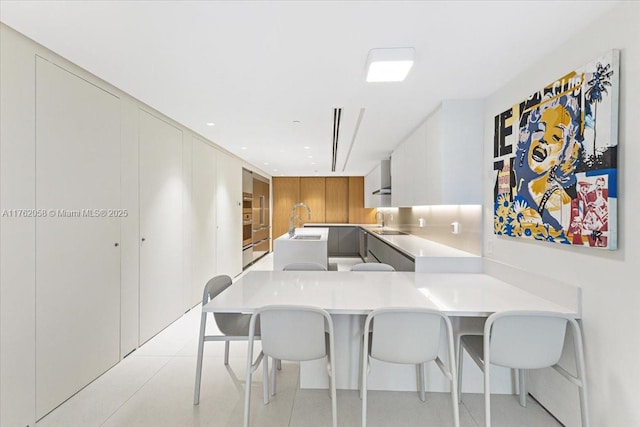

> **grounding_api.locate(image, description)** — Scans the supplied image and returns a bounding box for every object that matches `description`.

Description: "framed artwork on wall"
[492,50,619,250]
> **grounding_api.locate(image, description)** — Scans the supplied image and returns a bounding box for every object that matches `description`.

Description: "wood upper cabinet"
[325,177,348,223]
[273,177,300,239]
[273,176,375,235]
[348,176,376,224]
[300,177,326,224]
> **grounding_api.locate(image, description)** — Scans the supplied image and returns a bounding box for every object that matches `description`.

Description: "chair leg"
[271,355,277,396]
[359,336,364,399]
[263,356,270,404]
[416,363,426,402]
[329,355,337,427]
[457,337,463,403]
[446,320,461,427]
[361,357,368,427]
[484,367,491,427]
[193,312,207,405]
[224,340,230,365]
[244,353,254,427]
[571,320,590,427]
[518,369,527,407]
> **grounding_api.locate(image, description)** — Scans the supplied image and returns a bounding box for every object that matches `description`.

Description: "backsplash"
[375,205,482,255]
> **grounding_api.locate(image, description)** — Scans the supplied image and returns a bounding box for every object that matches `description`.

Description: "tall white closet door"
[216,151,242,277]
[191,138,217,303]
[139,110,184,343]
[35,57,121,418]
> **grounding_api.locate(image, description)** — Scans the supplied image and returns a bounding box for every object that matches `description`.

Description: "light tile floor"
[36,254,561,426]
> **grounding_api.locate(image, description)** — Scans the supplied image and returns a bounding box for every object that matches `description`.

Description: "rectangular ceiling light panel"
[366,47,415,82]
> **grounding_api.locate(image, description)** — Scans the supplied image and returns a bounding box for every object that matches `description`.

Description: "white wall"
[0,23,271,426]
[482,3,640,426]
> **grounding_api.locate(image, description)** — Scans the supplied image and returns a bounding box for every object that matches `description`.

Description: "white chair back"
[245,305,337,427]
[283,262,327,271]
[362,307,460,427]
[350,262,395,272]
[459,310,589,427]
[260,307,328,361]
[370,311,442,364]
[489,313,568,369]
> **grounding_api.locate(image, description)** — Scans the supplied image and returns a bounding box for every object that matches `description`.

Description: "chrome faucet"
[289,202,312,237]
[375,211,385,228]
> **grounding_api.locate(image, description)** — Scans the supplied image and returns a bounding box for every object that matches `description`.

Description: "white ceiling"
[0,1,619,177]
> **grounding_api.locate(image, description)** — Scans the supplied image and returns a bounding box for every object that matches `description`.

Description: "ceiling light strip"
[342,108,365,172]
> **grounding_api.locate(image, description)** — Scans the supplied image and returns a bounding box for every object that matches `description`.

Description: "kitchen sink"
[371,229,408,236]
[292,235,322,240]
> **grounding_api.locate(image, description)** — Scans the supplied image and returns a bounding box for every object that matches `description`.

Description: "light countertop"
[205,271,577,317]
[274,227,329,241]
[305,223,482,273]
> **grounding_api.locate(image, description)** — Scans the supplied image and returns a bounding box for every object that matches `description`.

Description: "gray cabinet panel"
[327,228,340,255]
[367,234,415,271]
[306,225,359,256]
[338,227,358,254]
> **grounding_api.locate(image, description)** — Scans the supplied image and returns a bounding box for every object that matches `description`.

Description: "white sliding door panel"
[139,110,184,344]
[35,57,121,418]
[191,138,217,303]
[215,151,242,278]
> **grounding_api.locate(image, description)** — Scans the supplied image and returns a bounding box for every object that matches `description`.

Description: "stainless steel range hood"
[372,187,391,195]
[371,159,391,195]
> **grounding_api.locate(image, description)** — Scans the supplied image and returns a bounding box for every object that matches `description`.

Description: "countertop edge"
[304,223,479,260]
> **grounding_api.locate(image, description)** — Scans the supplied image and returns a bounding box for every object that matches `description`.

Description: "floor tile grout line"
[97,355,175,427]
[460,398,482,427]
[288,367,301,426]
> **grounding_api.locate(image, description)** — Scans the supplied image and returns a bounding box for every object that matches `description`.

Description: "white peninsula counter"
[273,227,329,270]
[205,271,578,393]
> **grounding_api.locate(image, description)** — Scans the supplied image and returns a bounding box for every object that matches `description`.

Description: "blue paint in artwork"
[586,168,617,198]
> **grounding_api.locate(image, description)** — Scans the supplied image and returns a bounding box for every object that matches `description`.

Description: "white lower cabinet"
[34,57,121,418]
[139,110,185,344]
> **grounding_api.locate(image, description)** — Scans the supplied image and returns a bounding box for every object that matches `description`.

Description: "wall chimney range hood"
[372,187,391,195]
[371,159,391,195]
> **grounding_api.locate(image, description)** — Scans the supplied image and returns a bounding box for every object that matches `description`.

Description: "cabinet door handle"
[114,242,119,247]
[141,237,146,242]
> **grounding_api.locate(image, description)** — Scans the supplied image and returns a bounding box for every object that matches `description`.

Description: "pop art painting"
[493,50,619,249]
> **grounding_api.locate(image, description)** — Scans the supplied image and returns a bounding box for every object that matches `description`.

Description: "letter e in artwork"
[494,107,515,158]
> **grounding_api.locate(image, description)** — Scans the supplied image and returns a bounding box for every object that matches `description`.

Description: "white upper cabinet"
[391,100,484,207]
[391,122,429,207]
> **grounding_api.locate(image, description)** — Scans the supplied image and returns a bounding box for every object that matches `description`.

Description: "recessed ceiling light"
[273,169,278,172]
[263,162,269,165]
[304,146,310,150]
[206,122,216,127]
[311,162,316,165]
[241,146,247,150]
[307,155,313,159]
[366,47,415,82]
